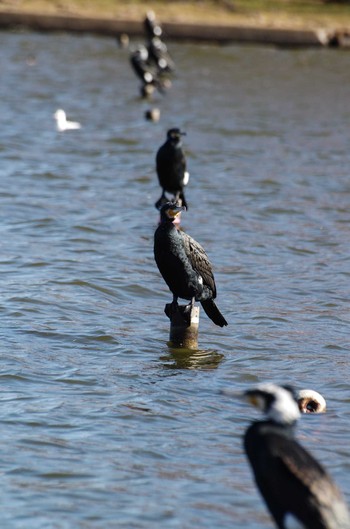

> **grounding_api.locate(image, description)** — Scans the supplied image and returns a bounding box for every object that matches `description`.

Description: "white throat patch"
[258,383,300,424]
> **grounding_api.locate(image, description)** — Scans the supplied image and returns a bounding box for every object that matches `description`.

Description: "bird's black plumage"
[144,11,163,40]
[155,129,189,210]
[242,384,350,529]
[154,203,227,327]
[148,37,175,74]
[129,46,157,96]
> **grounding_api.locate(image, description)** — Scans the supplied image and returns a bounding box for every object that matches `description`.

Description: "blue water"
[0,30,349,528]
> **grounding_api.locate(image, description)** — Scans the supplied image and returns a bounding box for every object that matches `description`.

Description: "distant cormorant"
[145,108,161,122]
[144,11,162,40]
[154,202,228,327]
[241,383,350,529]
[298,388,327,413]
[129,46,157,96]
[155,129,189,210]
[148,37,175,74]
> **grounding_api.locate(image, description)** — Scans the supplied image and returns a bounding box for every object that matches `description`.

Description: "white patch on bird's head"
[284,513,307,529]
[297,389,326,413]
[244,383,300,425]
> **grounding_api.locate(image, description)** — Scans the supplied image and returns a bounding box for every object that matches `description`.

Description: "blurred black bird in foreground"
[154,202,228,327]
[155,128,189,210]
[238,383,350,529]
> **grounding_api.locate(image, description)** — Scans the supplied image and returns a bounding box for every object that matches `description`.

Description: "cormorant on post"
[145,108,161,122]
[240,383,350,529]
[155,129,189,210]
[148,37,175,74]
[129,46,157,97]
[154,202,228,327]
[298,388,327,413]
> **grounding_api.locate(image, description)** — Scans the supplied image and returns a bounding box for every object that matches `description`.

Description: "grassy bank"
[1,0,350,30]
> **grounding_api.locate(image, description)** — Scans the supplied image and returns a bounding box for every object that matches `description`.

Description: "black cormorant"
[241,383,350,529]
[148,37,175,74]
[145,108,161,122]
[144,11,162,40]
[155,129,189,210]
[129,46,157,96]
[298,389,327,414]
[154,202,228,327]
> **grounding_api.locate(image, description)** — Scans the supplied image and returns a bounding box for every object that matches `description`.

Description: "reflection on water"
[161,347,225,370]
[1,30,350,529]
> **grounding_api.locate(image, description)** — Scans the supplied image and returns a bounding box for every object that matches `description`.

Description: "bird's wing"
[181,231,216,295]
[280,441,346,508]
[255,433,346,525]
[156,144,187,183]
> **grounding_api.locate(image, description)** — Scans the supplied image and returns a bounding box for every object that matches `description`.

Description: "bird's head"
[54,109,66,121]
[297,389,326,413]
[167,128,186,143]
[243,383,300,425]
[159,202,185,223]
[135,45,148,61]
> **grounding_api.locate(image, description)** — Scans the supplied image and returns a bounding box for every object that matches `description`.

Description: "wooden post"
[165,303,200,349]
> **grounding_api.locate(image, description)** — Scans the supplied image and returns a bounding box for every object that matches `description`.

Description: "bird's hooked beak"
[167,204,186,219]
[243,391,260,408]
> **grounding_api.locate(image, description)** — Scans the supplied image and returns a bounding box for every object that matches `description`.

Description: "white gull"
[54,109,81,132]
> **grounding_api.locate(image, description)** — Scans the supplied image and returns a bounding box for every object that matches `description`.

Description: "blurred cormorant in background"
[144,10,162,40]
[148,37,175,74]
[129,46,157,97]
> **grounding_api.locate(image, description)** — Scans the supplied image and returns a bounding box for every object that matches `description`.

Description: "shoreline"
[0,9,349,48]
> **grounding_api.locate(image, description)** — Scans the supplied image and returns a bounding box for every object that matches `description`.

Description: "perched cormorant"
[155,129,189,210]
[154,202,228,327]
[298,388,327,414]
[129,46,157,96]
[148,37,175,74]
[241,383,350,529]
[145,108,161,122]
[144,11,162,40]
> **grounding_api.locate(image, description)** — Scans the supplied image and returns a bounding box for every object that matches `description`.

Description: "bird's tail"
[201,300,228,327]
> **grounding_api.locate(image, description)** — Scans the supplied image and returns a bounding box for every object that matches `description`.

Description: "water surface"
[1,31,350,528]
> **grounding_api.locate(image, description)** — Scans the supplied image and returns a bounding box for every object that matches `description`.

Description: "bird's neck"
[252,419,297,437]
[159,218,177,228]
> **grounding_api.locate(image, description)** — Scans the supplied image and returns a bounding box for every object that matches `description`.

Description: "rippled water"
[1,30,350,528]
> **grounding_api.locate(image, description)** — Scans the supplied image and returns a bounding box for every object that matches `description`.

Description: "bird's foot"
[164,300,179,320]
[181,303,192,325]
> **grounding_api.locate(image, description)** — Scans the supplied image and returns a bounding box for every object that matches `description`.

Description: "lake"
[0,29,350,528]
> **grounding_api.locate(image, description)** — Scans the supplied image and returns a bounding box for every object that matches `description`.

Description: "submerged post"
[165,303,200,349]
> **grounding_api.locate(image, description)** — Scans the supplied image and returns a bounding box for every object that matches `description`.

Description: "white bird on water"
[54,109,81,132]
